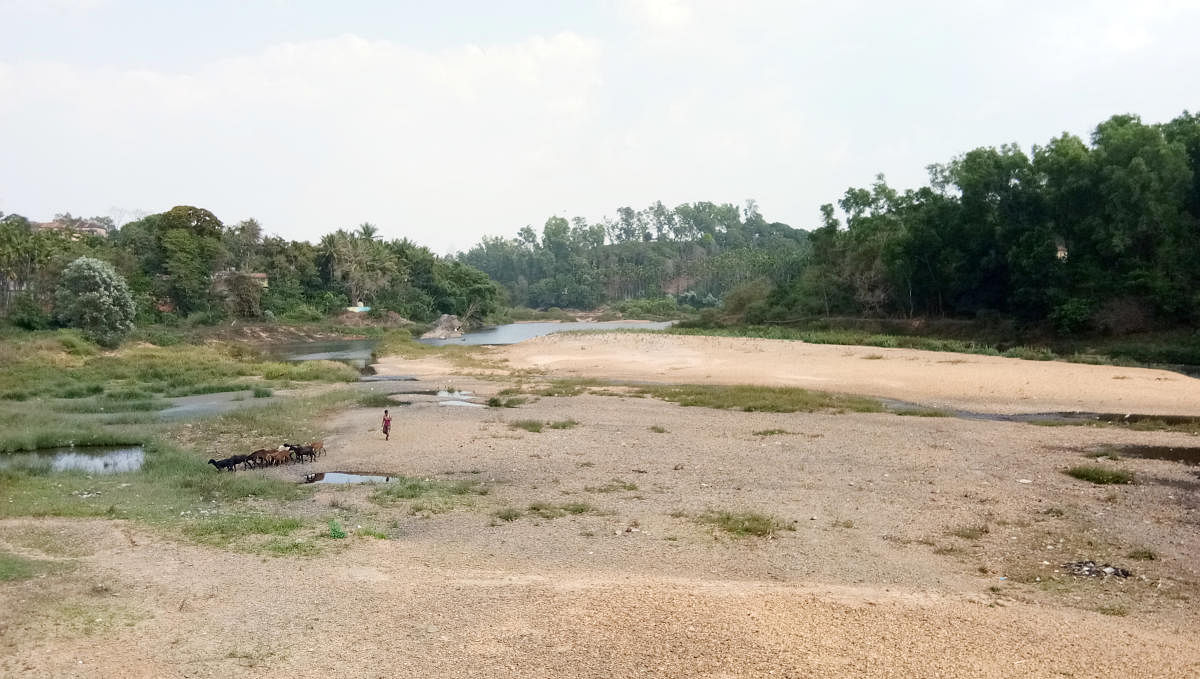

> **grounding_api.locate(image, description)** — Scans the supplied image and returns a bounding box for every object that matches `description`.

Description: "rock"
[1061,560,1131,578]
[421,314,463,339]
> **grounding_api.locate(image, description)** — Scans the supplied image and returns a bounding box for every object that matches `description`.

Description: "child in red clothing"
[382,409,392,441]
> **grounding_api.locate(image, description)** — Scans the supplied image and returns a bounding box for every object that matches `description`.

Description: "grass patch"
[636,383,882,414]
[487,396,527,408]
[182,514,303,547]
[1065,465,1134,485]
[1127,548,1158,561]
[648,425,668,433]
[948,524,990,540]
[357,527,388,540]
[752,429,791,436]
[510,419,544,433]
[0,551,65,581]
[697,510,792,538]
[493,507,522,522]
[357,393,400,408]
[585,479,638,493]
[1085,447,1122,460]
[369,476,484,505]
[1097,604,1128,617]
[252,386,273,398]
[547,419,579,430]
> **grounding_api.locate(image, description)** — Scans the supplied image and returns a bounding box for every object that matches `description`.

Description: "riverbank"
[498,332,1200,416]
[3,330,1199,676]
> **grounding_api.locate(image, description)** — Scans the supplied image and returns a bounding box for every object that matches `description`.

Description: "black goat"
[208,457,239,472]
[283,443,316,463]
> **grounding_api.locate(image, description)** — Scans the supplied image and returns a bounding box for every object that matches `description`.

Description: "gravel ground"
[2,334,1199,677]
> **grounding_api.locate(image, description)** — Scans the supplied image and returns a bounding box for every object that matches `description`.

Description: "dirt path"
[497,332,1200,415]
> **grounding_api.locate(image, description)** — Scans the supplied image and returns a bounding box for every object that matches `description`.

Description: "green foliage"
[54,257,135,346]
[1065,465,1134,485]
[7,294,50,330]
[327,520,347,539]
[636,383,882,413]
[509,420,544,433]
[697,510,792,538]
[368,477,484,505]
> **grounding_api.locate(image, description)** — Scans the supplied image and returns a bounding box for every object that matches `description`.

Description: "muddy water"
[1105,445,1200,465]
[268,339,378,370]
[0,445,145,474]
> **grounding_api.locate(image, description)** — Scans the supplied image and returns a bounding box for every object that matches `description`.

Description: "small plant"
[698,510,791,538]
[561,502,593,515]
[528,501,566,519]
[1066,465,1134,485]
[252,387,273,398]
[327,520,347,539]
[1041,506,1066,517]
[648,425,668,433]
[752,429,790,436]
[861,354,884,360]
[1127,548,1157,561]
[510,419,544,433]
[357,527,388,540]
[493,507,522,522]
[487,396,527,408]
[832,519,856,529]
[1097,604,1128,617]
[547,419,579,430]
[949,524,989,540]
[585,479,638,493]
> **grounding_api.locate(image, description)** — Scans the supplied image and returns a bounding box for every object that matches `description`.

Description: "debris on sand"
[1061,560,1131,578]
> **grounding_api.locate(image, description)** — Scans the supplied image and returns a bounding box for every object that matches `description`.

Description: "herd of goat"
[207,441,325,472]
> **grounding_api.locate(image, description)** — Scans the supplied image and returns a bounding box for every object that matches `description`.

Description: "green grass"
[0,551,62,581]
[252,387,273,398]
[510,419,544,433]
[636,383,882,414]
[493,507,522,522]
[547,419,579,430]
[356,527,389,540]
[182,515,304,546]
[357,393,400,408]
[752,429,791,436]
[1097,604,1129,617]
[487,396,527,408]
[369,476,484,505]
[51,397,169,413]
[649,425,669,433]
[327,520,346,539]
[697,510,792,538]
[1065,465,1134,485]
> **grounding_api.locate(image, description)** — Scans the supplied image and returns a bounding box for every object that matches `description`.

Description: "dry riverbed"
[2,334,1199,677]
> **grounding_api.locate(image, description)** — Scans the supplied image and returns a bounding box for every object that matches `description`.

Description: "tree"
[54,257,135,346]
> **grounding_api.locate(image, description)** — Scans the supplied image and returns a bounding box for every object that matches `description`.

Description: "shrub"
[1065,465,1134,485]
[54,257,135,347]
[7,294,50,330]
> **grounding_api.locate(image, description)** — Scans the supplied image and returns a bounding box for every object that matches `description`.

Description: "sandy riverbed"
[499,332,1200,415]
[3,334,1199,677]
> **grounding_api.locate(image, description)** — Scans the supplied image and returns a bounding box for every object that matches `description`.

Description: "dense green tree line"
[458,201,810,309]
[0,206,501,329]
[734,112,1200,335]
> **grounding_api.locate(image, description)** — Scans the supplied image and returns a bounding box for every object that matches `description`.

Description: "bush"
[1050,298,1094,335]
[7,294,50,330]
[53,257,135,347]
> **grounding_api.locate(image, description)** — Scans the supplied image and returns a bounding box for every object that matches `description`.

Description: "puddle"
[437,390,473,398]
[303,472,398,484]
[1104,445,1200,465]
[0,445,145,474]
[438,400,485,407]
[268,339,378,371]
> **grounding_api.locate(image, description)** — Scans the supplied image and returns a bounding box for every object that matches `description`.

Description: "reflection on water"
[0,446,145,474]
[269,339,379,370]
[304,472,395,484]
[419,321,673,346]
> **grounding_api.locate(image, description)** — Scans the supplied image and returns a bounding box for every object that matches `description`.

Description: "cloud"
[0,32,605,249]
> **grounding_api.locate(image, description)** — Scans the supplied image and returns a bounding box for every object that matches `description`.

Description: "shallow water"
[303,472,396,484]
[1106,445,1200,465]
[0,445,145,474]
[419,321,673,346]
[269,339,379,370]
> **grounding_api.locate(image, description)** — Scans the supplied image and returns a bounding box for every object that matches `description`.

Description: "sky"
[1,0,1198,254]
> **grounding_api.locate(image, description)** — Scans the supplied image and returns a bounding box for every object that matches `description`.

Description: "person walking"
[382,409,392,441]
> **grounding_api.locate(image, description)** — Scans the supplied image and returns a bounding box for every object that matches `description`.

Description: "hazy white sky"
[1,0,1198,253]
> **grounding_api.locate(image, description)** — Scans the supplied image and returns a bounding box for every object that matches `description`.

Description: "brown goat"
[246,449,274,469]
[308,440,326,457]
[265,449,292,466]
